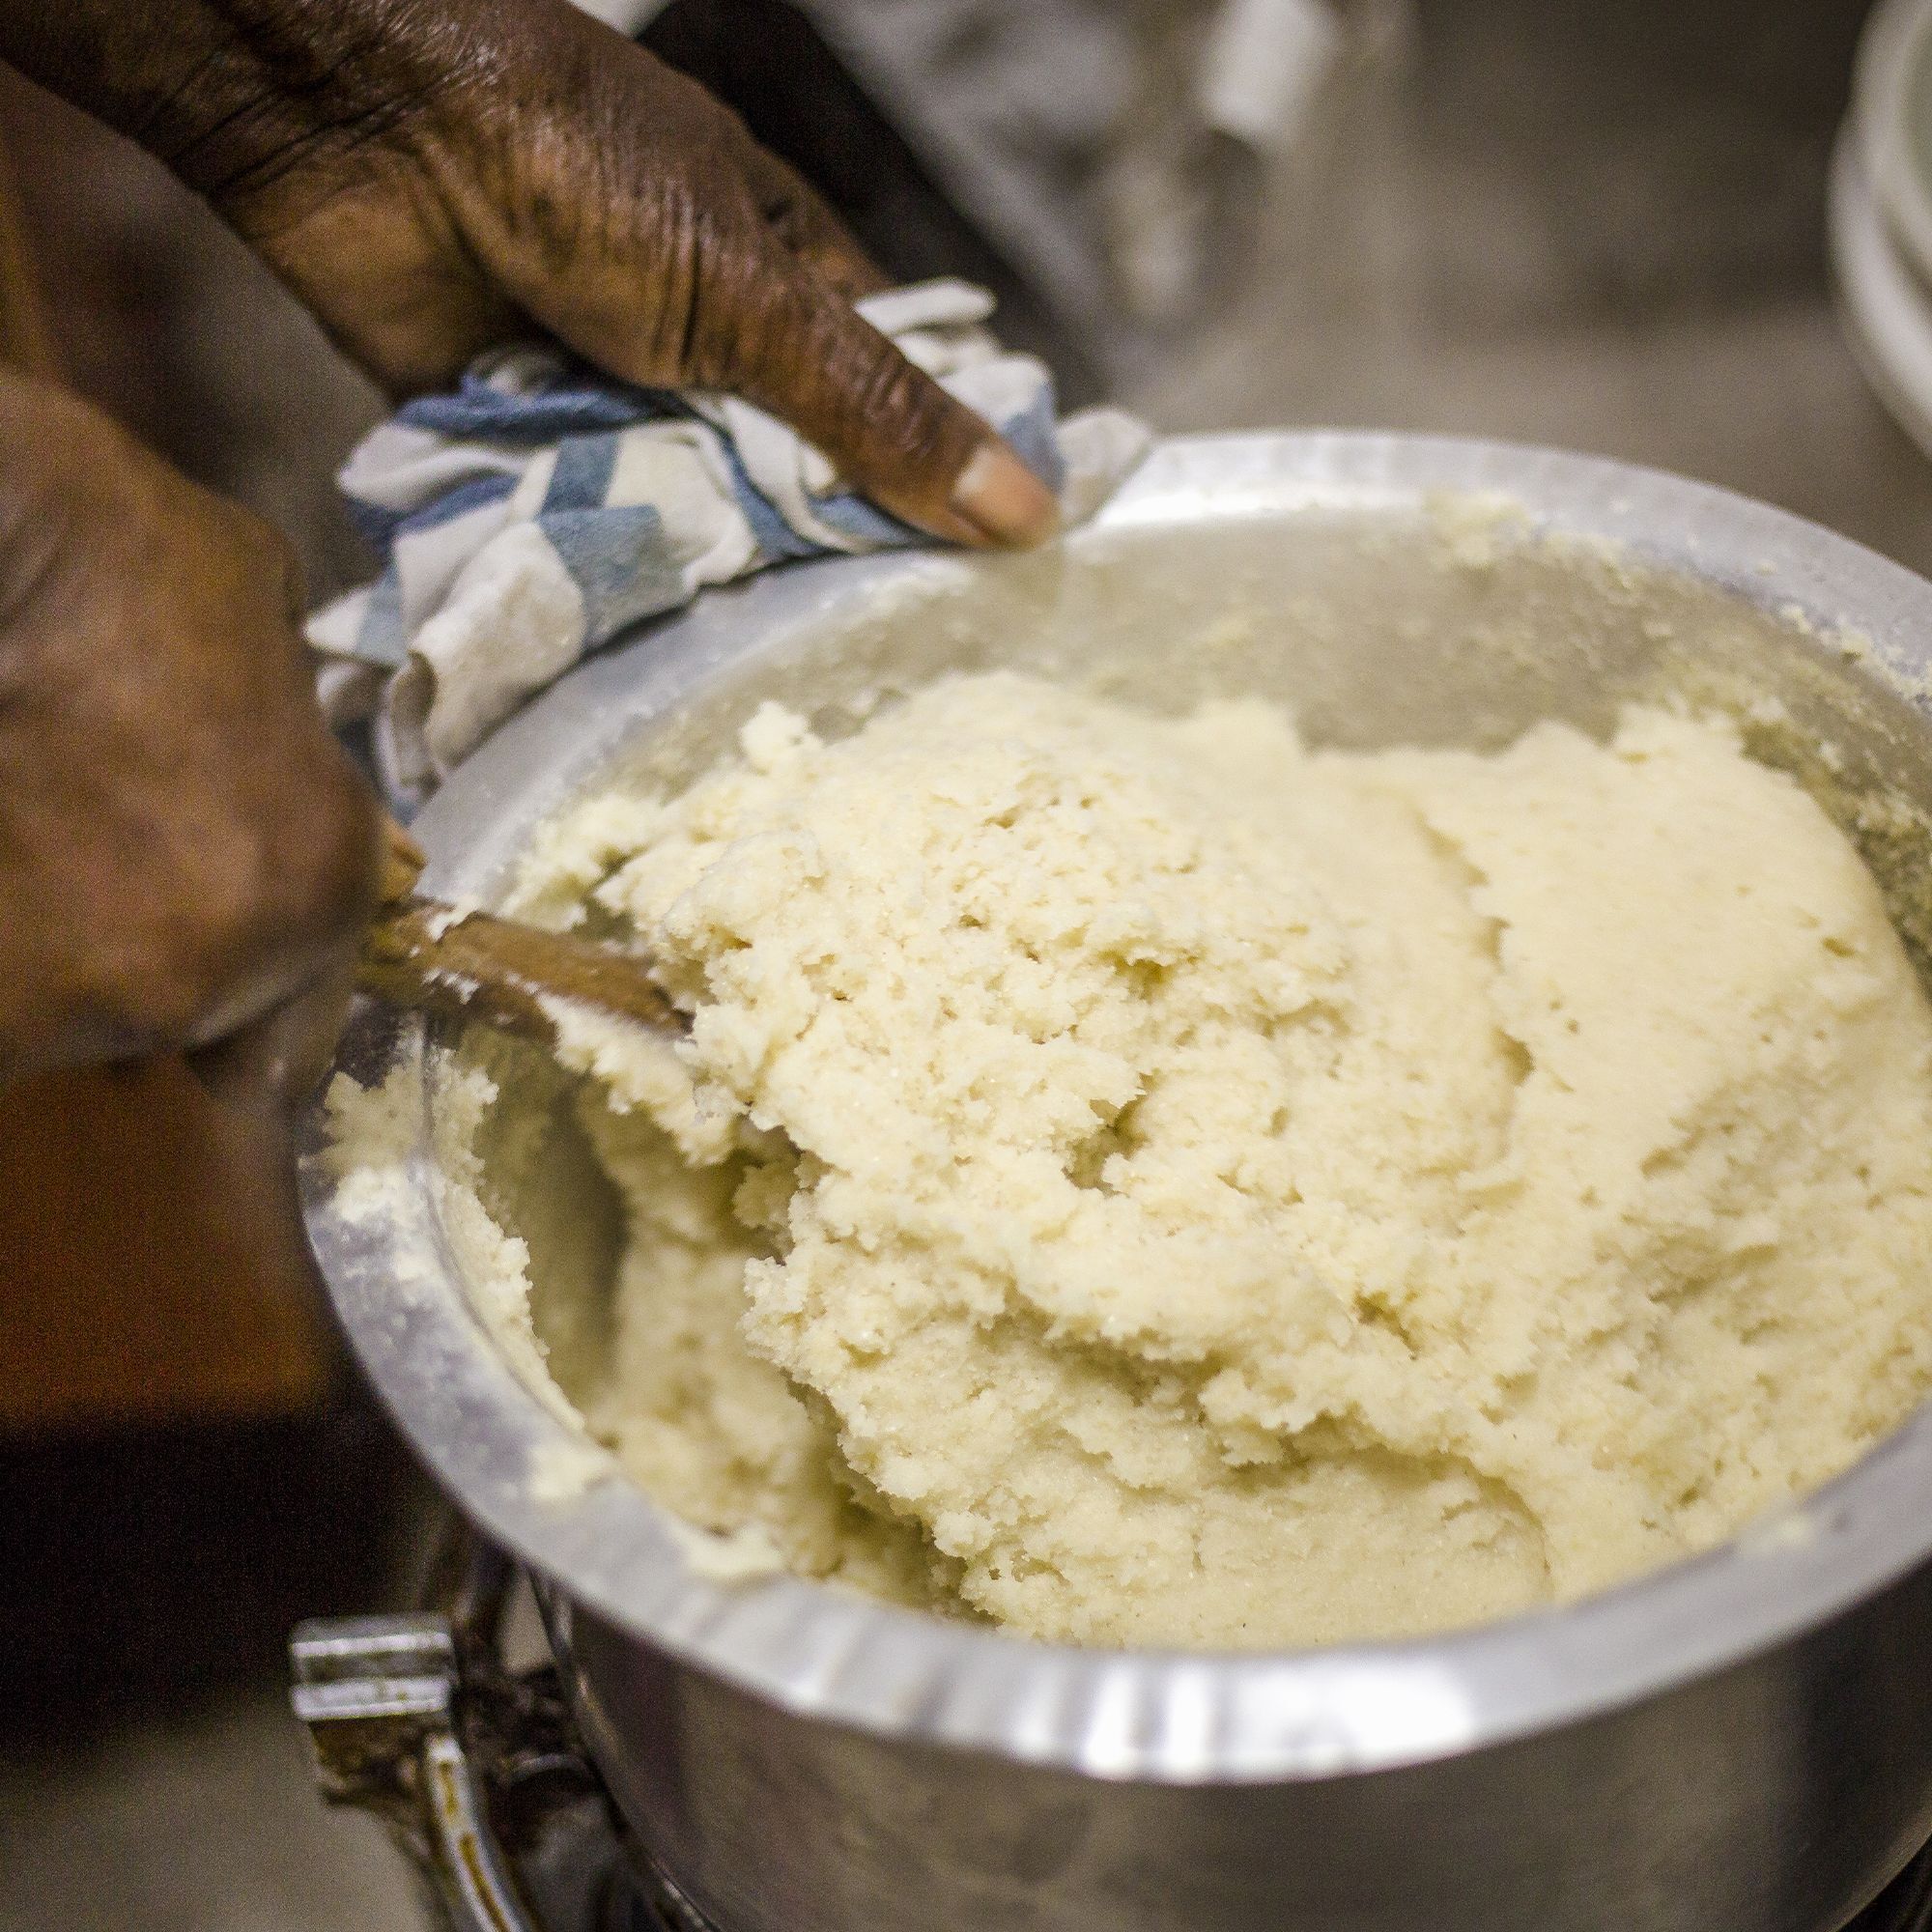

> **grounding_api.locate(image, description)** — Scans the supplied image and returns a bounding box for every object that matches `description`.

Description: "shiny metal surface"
[291,1614,541,1932]
[289,1543,702,1932]
[305,432,1932,1931]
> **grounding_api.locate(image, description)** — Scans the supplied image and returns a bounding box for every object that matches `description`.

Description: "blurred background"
[0,0,1926,1923]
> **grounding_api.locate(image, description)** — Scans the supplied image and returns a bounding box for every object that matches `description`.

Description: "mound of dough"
[510,672,1932,1649]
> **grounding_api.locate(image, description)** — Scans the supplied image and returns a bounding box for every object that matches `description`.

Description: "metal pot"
[303,433,1932,1932]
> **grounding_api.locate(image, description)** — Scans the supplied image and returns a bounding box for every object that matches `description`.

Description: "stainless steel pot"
[303,433,1932,1932]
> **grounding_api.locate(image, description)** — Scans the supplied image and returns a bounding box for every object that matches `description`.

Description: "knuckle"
[680,220,776,384]
[653,57,752,150]
[809,321,973,473]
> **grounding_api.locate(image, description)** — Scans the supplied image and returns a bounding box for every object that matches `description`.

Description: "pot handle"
[291,1611,544,1932]
[288,1518,715,1932]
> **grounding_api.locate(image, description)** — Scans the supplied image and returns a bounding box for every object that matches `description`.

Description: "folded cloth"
[309,278,1150,810]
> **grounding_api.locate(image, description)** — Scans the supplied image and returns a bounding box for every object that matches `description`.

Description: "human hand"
[116,0,1060,549]
[0,371,381,1094]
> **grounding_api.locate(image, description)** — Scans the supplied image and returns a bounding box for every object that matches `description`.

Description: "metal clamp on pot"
[290,1535,714,1932]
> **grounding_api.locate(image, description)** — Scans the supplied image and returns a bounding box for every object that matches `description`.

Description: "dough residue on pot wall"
[459,671,1932,1650]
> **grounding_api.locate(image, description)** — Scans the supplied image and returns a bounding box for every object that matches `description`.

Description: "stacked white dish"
[1834,0,1932,459]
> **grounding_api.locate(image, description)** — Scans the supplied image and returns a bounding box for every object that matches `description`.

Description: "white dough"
[485,672,1932,1649]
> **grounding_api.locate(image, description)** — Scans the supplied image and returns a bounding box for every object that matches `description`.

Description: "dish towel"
[309,278,1151,810]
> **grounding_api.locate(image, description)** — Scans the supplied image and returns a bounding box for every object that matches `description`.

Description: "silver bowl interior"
[306,432,1932,1783]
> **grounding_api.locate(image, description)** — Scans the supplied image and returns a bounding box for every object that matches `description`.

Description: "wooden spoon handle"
[357,819,681,1046]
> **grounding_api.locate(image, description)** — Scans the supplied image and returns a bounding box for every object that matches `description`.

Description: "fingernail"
[951,441,1061,547]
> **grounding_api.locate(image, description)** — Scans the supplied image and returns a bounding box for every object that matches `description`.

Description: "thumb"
[696,252,1061,550]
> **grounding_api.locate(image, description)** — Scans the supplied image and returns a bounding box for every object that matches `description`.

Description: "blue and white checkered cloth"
[310,278,1149,809]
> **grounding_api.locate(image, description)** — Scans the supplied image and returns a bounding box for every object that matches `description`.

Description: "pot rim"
[303,430,1932,1785]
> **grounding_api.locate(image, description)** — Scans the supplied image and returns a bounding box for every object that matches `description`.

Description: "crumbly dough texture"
[502,672,1932,1650]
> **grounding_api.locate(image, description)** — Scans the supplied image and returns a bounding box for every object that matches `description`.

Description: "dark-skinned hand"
[2,0,1058,547]
[0,0,1058,1094]
[0,369,379,1094]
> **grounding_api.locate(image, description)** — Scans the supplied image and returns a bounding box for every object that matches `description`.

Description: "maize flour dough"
[493,671,1932,1650]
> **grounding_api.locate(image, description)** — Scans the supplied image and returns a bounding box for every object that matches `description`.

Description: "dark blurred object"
[1406,0,1873,327]
[761,0,1398,378]
[0,1395,425,1748]
[0,1065,334,1433]
[0,129,53,376]
[641,0,1103,401]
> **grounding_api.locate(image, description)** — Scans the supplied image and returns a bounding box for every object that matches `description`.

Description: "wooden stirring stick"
[358,820,683,1046]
